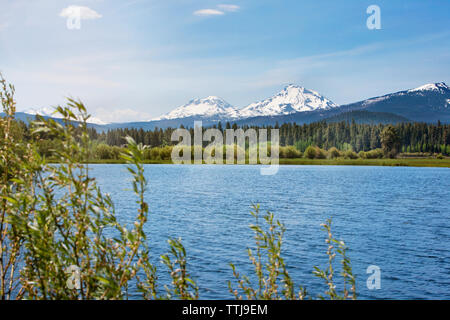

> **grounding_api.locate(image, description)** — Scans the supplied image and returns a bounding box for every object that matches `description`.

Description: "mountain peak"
[408,82,449,93]
[239,84,338,118]
[282,84,323,97]
[153,96,239,121]
[284,84,302,89]
[348,81,450,122]
[190,96,225,103]
[205,95,223,100]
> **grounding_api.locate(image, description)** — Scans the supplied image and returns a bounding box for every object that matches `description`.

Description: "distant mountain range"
[151,85,339,121]
[339,82,450,123]
[8,82,450,130]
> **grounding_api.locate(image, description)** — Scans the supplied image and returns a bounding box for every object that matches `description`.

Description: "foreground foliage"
[228,205,356,300]
[0,75,198,299]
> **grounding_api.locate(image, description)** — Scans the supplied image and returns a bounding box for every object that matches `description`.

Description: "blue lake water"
[91,164,450,300]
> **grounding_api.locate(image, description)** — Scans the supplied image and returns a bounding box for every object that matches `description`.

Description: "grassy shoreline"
[52,158,450,167]
[278,158,450,167]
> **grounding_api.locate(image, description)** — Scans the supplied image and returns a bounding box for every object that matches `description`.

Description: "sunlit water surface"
[91,164,450,300]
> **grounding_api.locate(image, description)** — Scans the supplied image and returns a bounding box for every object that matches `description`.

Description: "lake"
[91,164,450,299]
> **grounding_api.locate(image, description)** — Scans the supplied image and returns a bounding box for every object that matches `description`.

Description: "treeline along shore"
[5,117,450,167]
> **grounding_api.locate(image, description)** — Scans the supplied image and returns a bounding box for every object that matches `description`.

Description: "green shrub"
[223,144,246,162]
[150,147,161,160]
[111,146,123,160]
[280,146,302,158]
[160,145,173,160]
[344,150,358,159]
[143,148,153,160]
[328,147,341,159]
[315,147,327,159]
[365,148,384,159]
[95,143,112,159]
[304,146,317,159]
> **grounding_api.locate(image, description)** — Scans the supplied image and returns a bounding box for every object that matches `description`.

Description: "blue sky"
[0,0,449,122]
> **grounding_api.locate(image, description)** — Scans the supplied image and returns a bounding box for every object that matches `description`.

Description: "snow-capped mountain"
[15,82,449,129]
[239,85,338,118]
[152,96,239,121]
[151,85,338,121]
[361,82,450,106]
[407,82,449,94]
[24,107,109,125]
[342,82,450,123]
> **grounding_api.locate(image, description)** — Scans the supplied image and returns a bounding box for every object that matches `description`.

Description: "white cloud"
[217,4,240,12]
[60,6,102,20]
[193,9,224,17]
[193,4,240,17]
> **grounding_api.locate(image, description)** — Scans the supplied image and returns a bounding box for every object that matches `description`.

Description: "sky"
[0,0,449,123]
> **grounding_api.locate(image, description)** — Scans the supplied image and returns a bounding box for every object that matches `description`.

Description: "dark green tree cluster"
[94,121,449,155]
[101,127,175,147]
[277,121,450,154]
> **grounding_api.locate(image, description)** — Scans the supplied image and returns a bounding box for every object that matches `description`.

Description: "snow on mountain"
[22,82,450,126]
[342,82,450,123]
[151,85,338,121]
[24,107,109,125]
[408,82,449,94]
[362,95,390,106]
[362,82,450,106]
[238,85,338,118]
[152,96,239,120]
